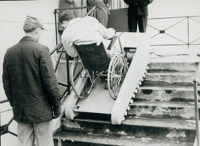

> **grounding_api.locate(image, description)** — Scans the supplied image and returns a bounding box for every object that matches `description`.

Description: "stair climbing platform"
[54,34,200,146]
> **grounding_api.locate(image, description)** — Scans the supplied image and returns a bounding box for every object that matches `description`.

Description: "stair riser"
[128,106,195,120]
[135,89,195,102]
[61,121,195,141]
[57,62,195,86]
[54,139,121,146]
[56,55,198,146]
[148,62,198,73]
[144,74,194,86]
[54,139,193,146]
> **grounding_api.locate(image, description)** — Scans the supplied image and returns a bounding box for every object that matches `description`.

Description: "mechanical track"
[64,33,150,124]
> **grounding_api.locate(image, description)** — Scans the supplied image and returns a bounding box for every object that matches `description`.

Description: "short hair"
[59,10,75,22]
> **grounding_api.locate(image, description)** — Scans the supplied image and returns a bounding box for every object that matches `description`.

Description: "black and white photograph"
[0,0,200,146]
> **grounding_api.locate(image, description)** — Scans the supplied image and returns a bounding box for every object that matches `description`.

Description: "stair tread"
[140,86,197,90]
[54,131,193,146]
[124,117,195,130]
[130,101,197,108]
[149,54,199,63]
[146,72,195,75]
[67,116,195,130]
[149,61,198,64]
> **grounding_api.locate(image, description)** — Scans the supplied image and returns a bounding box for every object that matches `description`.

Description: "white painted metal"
[64,70,88,119]
[76,80,115,114]
[64,32,150,125]
[111,33,150,124]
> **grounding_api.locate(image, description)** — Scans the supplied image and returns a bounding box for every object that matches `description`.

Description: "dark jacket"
[2,36,60,123]
[124,0,153,16]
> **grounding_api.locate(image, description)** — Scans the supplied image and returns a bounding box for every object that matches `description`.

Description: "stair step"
[62,116,195,130]
[128,101,196,120]
[148,62,198,73]
[144,72,195,86]
[149,53,199,63]
[130,101,197,108]
[56,53,198,146]
[54,131,194,146]
[54,131,124,146]
[136,86,198,102]
[123,117,195,130]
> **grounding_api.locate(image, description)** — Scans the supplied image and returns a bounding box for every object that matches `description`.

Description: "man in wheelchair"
[61,10,128,100]
[61,10,117,58]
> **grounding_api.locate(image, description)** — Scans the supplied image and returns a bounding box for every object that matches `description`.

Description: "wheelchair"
[69,35,128,100]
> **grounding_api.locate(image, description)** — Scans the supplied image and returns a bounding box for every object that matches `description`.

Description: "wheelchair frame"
[69,36,128,100]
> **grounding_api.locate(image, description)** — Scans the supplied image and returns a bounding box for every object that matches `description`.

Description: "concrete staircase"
[54,53,199,146]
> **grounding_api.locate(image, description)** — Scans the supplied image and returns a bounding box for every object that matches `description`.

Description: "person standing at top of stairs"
[87,0,112,27]
[124,0,153,32]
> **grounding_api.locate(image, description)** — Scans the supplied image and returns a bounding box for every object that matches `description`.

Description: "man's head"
[23,15,45,42]
[60,10,75,28]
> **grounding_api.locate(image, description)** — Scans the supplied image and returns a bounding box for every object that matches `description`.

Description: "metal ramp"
[64,32,150,124]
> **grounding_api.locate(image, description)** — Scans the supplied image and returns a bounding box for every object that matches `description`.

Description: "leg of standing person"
[18,122,35,146]
[96,6,108,27]
[128,15,137,32]
[138,15,147,32]
[34,120,54,146]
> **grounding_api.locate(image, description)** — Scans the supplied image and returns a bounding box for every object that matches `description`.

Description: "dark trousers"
[128,15,147,32]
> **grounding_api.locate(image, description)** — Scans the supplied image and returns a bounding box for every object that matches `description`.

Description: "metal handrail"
[148,15,200,20]
[194,62,200,83]
[50,43,71,99]
[0,99,17,146]
[148,15,200,48]
[193,62,200,146]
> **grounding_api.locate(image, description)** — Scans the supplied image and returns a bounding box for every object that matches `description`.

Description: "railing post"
[65,52,71,95]
[194,79,200,146]
[54,9,58,45]
[0,109,1,146]
[187,16,190,48]
[54,46,64,72]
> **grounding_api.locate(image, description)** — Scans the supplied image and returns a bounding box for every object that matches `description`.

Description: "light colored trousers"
[17,120,54,146]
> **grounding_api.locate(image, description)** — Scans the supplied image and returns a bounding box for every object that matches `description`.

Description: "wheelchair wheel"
[107,54,128,100]
[70,57,93,99]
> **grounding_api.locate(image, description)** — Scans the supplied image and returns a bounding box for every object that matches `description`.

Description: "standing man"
[87,0,112,27]
[2,16,61,146]
[124,0,153,32]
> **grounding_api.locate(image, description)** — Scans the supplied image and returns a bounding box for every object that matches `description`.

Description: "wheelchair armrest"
[107,35,118,50]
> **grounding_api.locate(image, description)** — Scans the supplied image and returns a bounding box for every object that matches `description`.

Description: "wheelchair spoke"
[112,83,120,96]
[110,78,119,87]
[112,74,121,78]
[108,53,128,100]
